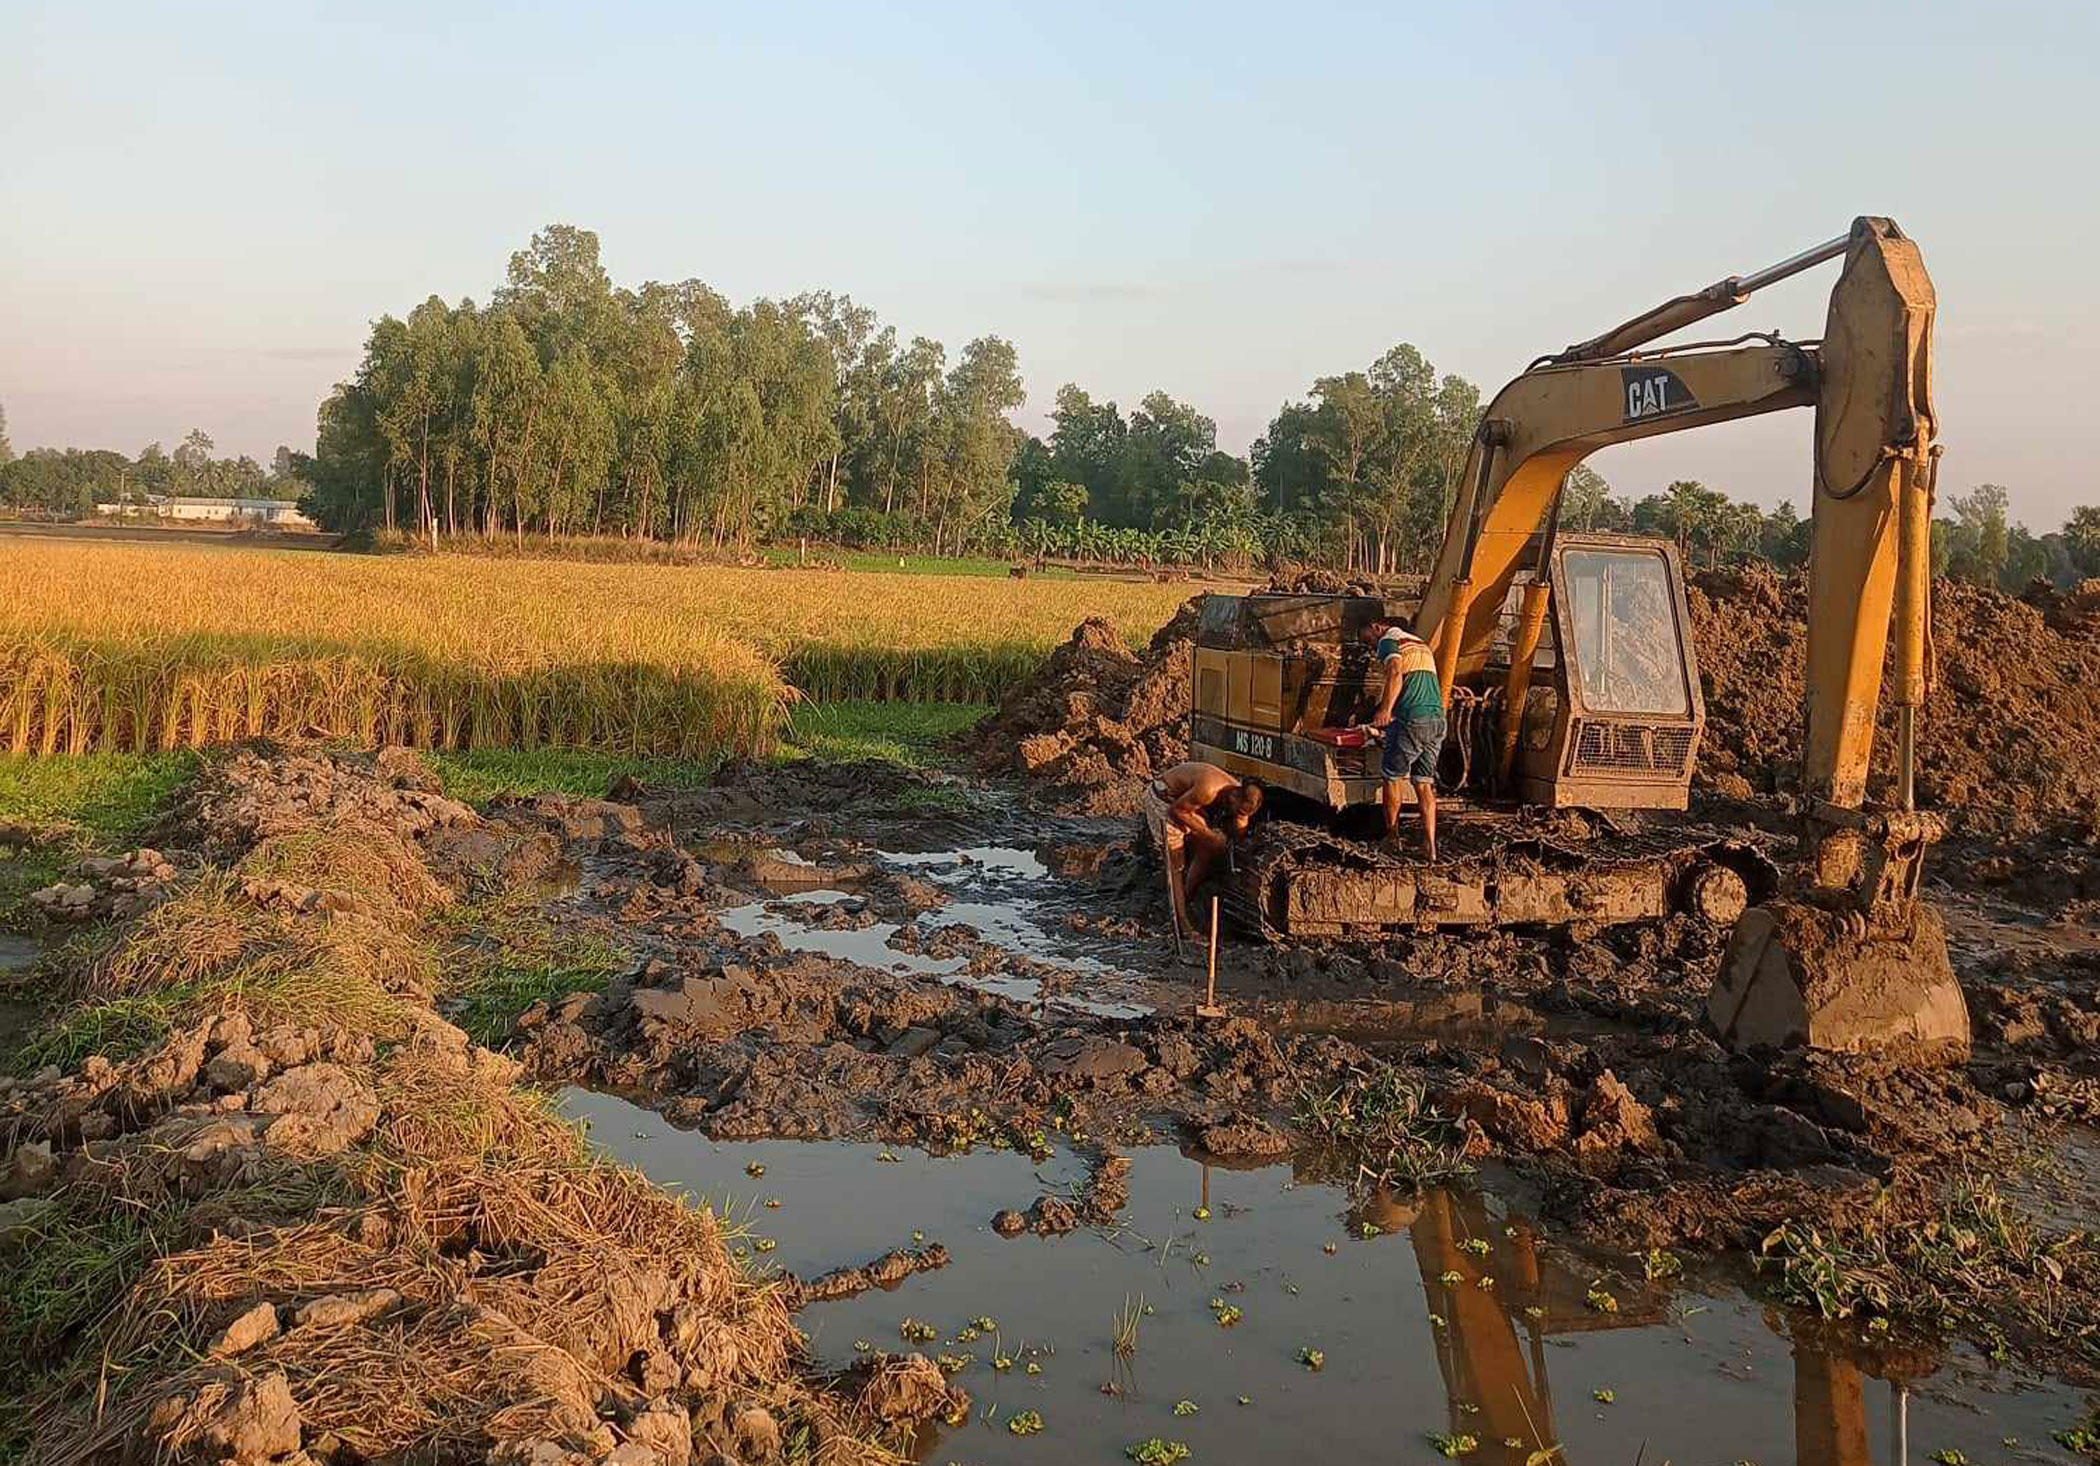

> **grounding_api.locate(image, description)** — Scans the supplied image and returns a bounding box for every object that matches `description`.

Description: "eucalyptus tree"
[930,335,1024,556]
[793,291,883,513]
[1559,464,1617,532]
[874,337,946,518]
[2067,506,2100,577]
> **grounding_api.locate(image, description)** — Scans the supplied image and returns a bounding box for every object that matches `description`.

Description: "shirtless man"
[1141,760,1264,939]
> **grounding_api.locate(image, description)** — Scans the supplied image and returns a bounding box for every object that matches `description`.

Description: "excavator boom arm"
[1419,217,1938,840]
[1551,231,1850,363]
[1417,339,1818,677]
[1802,218,1937,818]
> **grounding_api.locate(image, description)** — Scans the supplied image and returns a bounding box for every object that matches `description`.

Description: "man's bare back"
[1145,761,1263,941]
[1154,761,1241,807]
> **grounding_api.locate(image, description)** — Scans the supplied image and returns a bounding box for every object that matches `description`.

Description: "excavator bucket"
[1708,899,1969,1062]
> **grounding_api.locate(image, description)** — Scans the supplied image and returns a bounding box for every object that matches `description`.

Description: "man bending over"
[1360,615,1446,862]
[1142,760,1264,939]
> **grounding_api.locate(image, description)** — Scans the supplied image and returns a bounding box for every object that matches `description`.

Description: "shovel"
[1194,896,1226,1020]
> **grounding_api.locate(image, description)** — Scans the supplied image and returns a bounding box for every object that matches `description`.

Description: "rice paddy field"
[0,541,1196,757]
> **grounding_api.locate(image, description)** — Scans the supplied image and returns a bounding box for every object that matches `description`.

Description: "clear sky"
[4,0,2093,524]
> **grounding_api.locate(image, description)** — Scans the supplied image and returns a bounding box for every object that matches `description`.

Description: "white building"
[96,495,317,529]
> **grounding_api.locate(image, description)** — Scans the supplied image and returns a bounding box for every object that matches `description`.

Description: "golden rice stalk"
[0,542,1194,756]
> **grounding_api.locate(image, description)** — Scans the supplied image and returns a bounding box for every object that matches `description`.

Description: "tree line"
[0,424,300,518]
[285,225,1502,569]
[4,220,2096,588]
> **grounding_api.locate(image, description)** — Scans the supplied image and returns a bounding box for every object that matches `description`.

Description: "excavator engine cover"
[1707,899,1968,1062]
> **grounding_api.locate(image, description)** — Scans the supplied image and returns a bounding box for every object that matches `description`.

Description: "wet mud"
[494,749,2100,1392]
[0,933,45,1061]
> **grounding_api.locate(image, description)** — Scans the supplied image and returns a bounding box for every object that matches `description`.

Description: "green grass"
[0,1195,173,1363]
[439,892,629,1048]
[426,748,721,804]
[0,701,984,830]
[780,701,987,766]
[0,750,197,837]
[14,985,191,1074]
[1297,1065,1475,1190]
[0,750,196,930]
[447,961,616,1049]
[424,701,985,805]
[1758,1172,2099,1363]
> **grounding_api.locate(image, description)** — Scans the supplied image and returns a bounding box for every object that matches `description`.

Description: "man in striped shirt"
[1360,615,1446,862]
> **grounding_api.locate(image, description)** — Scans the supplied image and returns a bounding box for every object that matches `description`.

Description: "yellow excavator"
[1191,217,1967,1061]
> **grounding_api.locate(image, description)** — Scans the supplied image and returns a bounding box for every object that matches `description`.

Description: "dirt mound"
[2022,575,2100,636]
[161,744,477,864]
[695,756,954,817]
[963,598,1203,814]
[967,573,1435,812]
[2,748,937,1464]
[520,945,1314,1151]
[1688,566,2100,838]
[1257,568,1387,596]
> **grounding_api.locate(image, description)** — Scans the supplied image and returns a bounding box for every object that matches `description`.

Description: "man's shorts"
[1141,782,1185,855]
[1382,715,1447,783]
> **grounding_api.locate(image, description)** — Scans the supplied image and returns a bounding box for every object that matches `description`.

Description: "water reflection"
[1394,1184,1934,1465]
[563,1089,2074,1465]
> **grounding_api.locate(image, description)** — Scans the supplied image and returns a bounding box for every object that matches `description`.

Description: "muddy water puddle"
[716,838,1605,1044]
[0,935,48,1057]
[720,841,1156,1019]
[2009,1126,2100,1236]
[1256,989,1621,1047]
[1938,887,2100,967]
[565,1088,2090,1465]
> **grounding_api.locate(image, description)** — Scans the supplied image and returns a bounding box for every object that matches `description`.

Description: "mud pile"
[1689,567,2100,838]
[963,597,1203,814]
[510,762,2044,1238]
[966,570,1436,813]
[0,748,948,1465]
[160,744,479,863]
[978,563,2098,845]
[1258,568,1388,596]
[27,846,180,923]
[511,780,2053,1268]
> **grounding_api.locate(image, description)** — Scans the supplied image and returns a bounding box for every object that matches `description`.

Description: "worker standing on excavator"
[1361,616,1445,861]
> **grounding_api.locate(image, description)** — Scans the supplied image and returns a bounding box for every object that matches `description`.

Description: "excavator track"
[1224,814,1777,942]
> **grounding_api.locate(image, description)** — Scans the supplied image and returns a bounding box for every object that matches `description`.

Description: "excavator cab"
[1522,535,1703,810]
[1190,533,1704,816]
